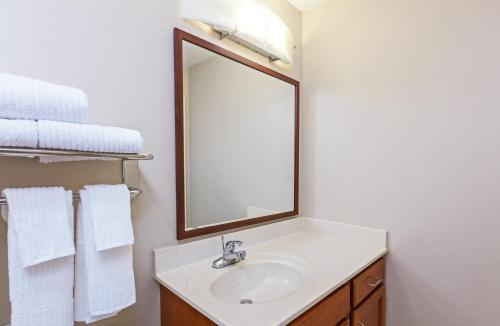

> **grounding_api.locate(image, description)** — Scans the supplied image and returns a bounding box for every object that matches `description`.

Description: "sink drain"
[240,298,253,304]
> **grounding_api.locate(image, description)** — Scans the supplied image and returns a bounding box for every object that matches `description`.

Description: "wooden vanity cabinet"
[351,258,385,326]
[160,286,215,326]
[289,284,350,326]
[352,258,385,307]
[160,257,385,326]
[352,285,385,326]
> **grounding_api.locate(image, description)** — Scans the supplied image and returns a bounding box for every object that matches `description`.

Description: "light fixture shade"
[183,0,294,64]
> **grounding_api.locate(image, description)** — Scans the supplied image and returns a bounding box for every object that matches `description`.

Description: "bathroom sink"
[210,261,305,304]
[186,253,310,304]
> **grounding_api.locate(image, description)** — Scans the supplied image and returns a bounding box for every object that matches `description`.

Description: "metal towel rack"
[0,187,143,207]
[0,147,153,160]
[0,146,154,208]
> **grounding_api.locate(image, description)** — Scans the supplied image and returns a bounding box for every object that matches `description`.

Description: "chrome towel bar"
[0,147,153,160]
[0,187,142,208]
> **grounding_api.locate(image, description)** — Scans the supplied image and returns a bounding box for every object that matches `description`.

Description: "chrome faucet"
[212,236,246,269]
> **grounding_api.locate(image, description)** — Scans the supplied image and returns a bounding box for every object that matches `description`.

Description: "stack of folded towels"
[0,73,144,158]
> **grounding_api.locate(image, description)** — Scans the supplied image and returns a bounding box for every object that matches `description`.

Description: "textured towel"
[38,120,143,153]
[0,73,87,123]
[7,191,74,326]
[3,187,75,267]
[74,189,136,323]
[84,184,134,251]
[0,118,38,148]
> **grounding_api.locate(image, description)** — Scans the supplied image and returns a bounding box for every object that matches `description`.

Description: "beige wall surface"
[0,1,302,325]
[301,0,500,325]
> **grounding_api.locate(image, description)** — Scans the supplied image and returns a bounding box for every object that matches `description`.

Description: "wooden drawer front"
[352,285,385,326]
[290,284,350,326]
[160,286,215,326]
[352,258,385,307]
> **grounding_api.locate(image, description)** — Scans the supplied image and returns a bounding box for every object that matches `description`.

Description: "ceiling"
[286,0,331,12]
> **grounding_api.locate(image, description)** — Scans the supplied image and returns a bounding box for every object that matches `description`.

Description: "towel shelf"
[0,146,153,212]
[0,187,142,208]
[0,147,154,160]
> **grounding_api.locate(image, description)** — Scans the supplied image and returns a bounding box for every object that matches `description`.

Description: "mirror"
[174,28,299,240]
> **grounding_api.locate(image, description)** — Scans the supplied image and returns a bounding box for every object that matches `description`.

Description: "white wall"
[301,0,500,325]
[187,55,295,227]
[0,0,302,325]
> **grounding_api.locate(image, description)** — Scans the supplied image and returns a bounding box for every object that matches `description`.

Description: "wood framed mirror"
[174,28,299,240]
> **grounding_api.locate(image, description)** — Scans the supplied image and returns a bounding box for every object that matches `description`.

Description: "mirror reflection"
[182,41,296,230]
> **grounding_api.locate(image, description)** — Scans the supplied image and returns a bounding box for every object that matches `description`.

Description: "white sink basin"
[187,253,310,304]
[210,261,304,304]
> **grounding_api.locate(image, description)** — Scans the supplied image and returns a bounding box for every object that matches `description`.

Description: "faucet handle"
[224,240,243,253]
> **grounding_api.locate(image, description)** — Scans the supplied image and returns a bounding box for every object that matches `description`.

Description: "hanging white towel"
[84,184,134,251]
[74,188,136,323]
[0,73,87,123]
[38,120,143,154]
[0,118,38,148]
[7,191,74,326]
[3,187,75,267]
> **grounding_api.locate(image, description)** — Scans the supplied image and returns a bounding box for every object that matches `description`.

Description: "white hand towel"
[38,120,144,153]
[74,189,136,323]
[7,191,74,326]
[0,73,87,123]
[3,187,75,267]
[84,184,134,251]
[0,118,38,148]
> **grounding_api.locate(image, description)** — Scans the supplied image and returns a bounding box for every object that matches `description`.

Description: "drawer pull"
[358,322,366,326]
[367,275,383,287]
[341,320,350,326]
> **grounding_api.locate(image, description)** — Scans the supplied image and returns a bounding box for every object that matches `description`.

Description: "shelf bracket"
[122,160,139,189]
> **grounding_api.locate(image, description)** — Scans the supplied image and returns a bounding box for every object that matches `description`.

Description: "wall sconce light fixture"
[183,0,295,65]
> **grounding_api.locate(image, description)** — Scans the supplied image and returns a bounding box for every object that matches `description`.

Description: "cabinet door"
[352,285,384,326]
[160,286,215,326]
[290,284,350,326]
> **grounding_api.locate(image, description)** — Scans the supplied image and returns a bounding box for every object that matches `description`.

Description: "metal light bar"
[216,28,281,62]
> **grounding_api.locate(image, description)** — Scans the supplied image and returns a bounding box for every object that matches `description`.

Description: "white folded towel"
[0,118,38,148]
[7,191,74,326]
[38,120,144,153]
[84,184,134,251]
[74,188,136,323]
[3,187,75,267]
[0,73,88,123]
